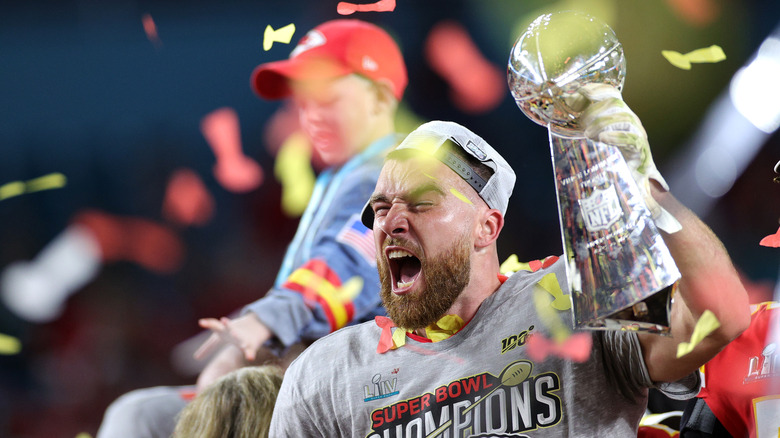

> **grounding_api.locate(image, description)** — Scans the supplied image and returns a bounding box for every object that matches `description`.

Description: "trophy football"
[508,11,680,333]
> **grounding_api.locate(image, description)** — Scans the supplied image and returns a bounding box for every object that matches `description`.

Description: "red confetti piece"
[142,13,161,47]
[178,387,198,401]
[526,332,592,363]
[200,107,264,193]
[162,168,215,227]
[425,21,504,114]
[541,255,559,269]
[73,210,184,273]
[337,0,395,15]
[664,0,720,27]
[375,316,396,354]
[759,226,780,248]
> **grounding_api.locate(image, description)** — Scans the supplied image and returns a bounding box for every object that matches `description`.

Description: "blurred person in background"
[172,365,283,438]
[678,161,780,438]
[97,18,408,438]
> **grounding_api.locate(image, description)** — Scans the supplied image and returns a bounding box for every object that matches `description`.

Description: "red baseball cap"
[251,19,407,100]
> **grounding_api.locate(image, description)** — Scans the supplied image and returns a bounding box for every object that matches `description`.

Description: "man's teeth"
[388,249,416,289]
[388,249,413,259]
[397,279,415,288]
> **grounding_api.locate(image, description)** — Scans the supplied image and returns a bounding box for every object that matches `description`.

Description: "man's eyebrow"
[368,193,389,206]
[408,182,446,200]
[368,182,446,206]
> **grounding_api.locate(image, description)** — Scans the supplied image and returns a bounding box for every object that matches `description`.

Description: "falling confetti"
[74,210,185,273]
[0,182,25,200]
[676,309,721,358]
[25,173,67,192]
[0,173,67,202]
[664,0,720,27]
[500,254,523,275]
[662,45,726,70]
[499,254,559,275]
[337,0,396,15]
[425,21,504,113]
[263,23,296,51]
[201,107,264,193]
[162,168,215,226]
[449,188,473,205]
[538,272,571,311]
[375,315,396,353]
[0,333,21,355]
[532,280,570,343]
[337,276,364,303]
[274,132,315,217]
[526,332,592,362]
[142,13,161,47]
[759,226,780,248]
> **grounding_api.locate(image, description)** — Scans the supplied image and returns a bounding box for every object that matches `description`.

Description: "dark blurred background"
[0,0,778,436]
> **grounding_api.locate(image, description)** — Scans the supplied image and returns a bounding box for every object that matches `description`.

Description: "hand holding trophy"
[508,11,681,332]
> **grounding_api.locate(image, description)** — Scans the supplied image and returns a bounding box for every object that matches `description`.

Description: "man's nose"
[379,204,409,237]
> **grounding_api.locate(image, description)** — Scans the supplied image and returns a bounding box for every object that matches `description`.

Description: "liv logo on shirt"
[364,373,400,402]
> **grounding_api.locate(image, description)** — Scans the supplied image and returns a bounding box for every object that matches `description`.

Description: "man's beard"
[378,234,472,330]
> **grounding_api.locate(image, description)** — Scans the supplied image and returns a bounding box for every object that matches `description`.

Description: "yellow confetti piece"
[533,285,570,343]
[0,333,21,355]
[263,23,296,51]
[408,136,442,156]
[0,173,67,202]
[423,173,438,181]
[662,45,726,70]
[676,310,721,358]
[391,327,408,349]
[0,182,26,201]
[274,132,315,217]
[75,433,93,438]
[499,254,541,275]
[25,172,67,192]
[425,314,465,343]
[337,276,364,302]
[449,188,473,205]
[500,254,522,275]
[537,272,571,311]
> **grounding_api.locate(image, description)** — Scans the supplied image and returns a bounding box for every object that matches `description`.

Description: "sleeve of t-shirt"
[599,330,701,402]
[269,356,326,437]
[243,165,382,348]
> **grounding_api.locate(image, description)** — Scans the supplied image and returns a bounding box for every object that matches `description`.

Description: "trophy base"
[577,284,673,335]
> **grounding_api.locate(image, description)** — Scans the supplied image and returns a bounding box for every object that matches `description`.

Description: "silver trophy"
[508,11,680,333]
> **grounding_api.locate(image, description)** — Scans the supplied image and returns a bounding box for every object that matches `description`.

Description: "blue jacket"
[244,134,397,348]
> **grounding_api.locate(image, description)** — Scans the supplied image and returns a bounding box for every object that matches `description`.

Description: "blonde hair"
[173,365,284,438]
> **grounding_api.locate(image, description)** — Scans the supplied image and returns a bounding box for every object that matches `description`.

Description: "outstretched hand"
[194,313,272,362]
[570,83,682,234]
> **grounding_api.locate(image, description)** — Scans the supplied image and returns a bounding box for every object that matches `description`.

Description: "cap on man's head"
[251,19,407,101]
[361,120,516,228]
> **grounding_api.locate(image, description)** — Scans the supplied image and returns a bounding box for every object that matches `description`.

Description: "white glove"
[571,84,682,234]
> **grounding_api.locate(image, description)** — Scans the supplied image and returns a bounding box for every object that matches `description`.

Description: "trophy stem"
[548,130,680,333]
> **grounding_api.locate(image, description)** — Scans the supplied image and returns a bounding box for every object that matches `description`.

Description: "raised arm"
[638,182,750,382]
[576,83,751,382]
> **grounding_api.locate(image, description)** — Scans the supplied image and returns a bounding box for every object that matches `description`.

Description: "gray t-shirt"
[269,258,699,437]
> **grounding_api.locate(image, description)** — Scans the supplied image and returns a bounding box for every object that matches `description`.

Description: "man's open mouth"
[386,247,422,293]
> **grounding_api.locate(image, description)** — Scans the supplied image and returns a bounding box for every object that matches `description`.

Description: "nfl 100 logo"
[579,185,622,232]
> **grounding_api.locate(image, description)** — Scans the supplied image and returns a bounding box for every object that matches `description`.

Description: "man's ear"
[474,208,503,249]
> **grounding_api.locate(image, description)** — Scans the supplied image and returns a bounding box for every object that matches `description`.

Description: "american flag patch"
[337,214,376,265]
